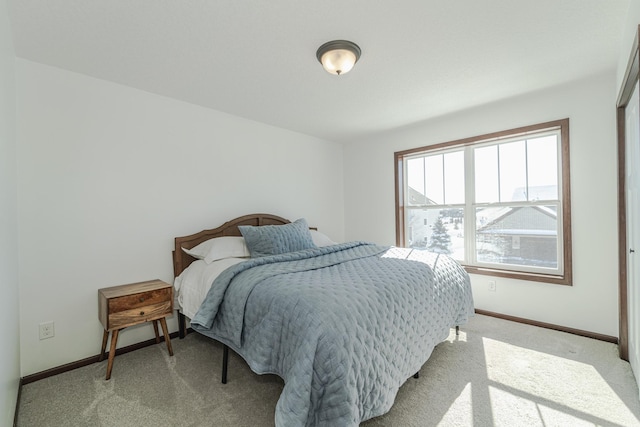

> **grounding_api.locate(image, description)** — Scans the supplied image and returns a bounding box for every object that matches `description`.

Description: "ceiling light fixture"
[316,40,361,76]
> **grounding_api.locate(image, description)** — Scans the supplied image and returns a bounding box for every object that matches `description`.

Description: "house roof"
[510,185,558,201]
[477,205,557,236]
[407,186,436,206]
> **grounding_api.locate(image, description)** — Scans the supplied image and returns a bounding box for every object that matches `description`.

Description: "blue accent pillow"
[239,218,317,258]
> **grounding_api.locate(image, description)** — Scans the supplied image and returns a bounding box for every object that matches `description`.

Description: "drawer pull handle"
[139,297,145,302]
[140,311,145,316]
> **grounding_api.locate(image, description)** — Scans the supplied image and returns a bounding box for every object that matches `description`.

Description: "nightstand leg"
[152,320,160,343]
[98,329,109,362]
[105,329,119,380]
[159,317,173,356]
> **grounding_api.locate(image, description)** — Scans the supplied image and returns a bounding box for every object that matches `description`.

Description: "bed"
[172,213,474,427]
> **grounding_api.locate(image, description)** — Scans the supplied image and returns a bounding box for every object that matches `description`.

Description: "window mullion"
[525,139,529,200]
[423,157,426,205]
[465,146,476,265]
[497,145,502,203]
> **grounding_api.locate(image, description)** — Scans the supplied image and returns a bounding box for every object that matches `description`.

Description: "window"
[395,119,572,285]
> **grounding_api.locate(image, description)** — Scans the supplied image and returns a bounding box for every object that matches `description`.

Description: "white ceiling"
[8,0,631,143]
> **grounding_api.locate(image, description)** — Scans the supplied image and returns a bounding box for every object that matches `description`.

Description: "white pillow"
[174,257,245,319]
[310,230,337,247]
[182,236,251,264]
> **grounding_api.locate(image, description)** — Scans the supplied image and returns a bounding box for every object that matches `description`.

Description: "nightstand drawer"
[98,279,174,331]
[108,301,173,330]
[108,288,172,313]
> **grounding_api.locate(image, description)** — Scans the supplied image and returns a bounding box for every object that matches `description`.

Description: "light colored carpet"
[16,314,640,426]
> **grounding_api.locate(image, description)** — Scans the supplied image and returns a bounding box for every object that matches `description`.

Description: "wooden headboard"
[172,213,291,277]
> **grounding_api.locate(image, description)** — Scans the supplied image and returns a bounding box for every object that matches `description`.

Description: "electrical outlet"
[488,281,496,292]
[39,321,55,340]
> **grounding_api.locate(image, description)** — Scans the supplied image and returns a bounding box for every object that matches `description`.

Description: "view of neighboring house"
[406,186,440,248]
[407,185,558,268]
[476,205,558,268]
[476,184,559,267]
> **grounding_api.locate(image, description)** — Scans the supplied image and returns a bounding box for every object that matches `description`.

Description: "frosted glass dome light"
[316,40,361,75]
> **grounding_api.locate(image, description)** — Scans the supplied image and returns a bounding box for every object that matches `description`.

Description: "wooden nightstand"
[98,279,174,380]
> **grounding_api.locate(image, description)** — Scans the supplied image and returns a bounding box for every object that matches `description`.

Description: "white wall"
[344,71,619,337]
[0,0,19,423]
[16,59,345,376]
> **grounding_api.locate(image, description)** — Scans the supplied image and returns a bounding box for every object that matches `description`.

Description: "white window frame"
[394,119,572,285]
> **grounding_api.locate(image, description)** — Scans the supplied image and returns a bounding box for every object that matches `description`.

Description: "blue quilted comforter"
[191,242,474,426]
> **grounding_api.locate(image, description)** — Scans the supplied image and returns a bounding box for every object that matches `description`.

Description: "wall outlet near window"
[39,321,55,340]
[488,281,496,292]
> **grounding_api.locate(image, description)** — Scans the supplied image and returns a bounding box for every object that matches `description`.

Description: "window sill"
[464,265,571,286]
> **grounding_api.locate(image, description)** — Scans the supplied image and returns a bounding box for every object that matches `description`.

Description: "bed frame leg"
[222,345,229,384]
[413,371,420,379]
[456,325,459,336]
[178,312,186,339]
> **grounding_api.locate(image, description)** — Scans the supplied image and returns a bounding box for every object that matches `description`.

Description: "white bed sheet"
[174,257,246,319]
